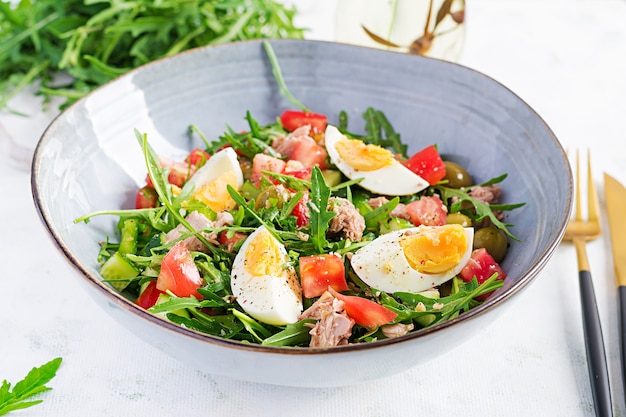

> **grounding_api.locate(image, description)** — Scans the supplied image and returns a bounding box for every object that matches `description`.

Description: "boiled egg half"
[350,224,474,293]
[181,147,243,212]
[230,225,303,325]
[324,125,429,196]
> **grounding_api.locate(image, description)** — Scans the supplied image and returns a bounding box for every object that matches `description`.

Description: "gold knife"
[604,173,626,386]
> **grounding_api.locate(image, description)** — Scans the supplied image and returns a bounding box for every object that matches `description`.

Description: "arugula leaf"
[385,273,504,327]
[361,107,408,157]
[363,197,400,229]
[187,124,212,150]
[262,171,311,192]
[262,40,308,112]
[435,176,525,241]
[338,110,349,130]
[0,357,62,416]
[307,166,336,253]
[1,0,305,111]
[231,309,271,342]
[227,185,273,231]
[262,320,314,346]
[168,311,246,340]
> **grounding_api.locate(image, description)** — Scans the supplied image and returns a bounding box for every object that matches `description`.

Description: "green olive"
[444,161,473,188]
[446,212,472,227]
[255,185,290,209]
[473,227,508,262]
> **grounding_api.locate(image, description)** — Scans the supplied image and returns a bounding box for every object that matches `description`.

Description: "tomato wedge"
[291,194,310,228]
[459,248,506,284]
[280,110,328,134]
[218,230,248,252]
[135,185,158,209]
[459,248,507,301]
[185,147,211,169]
[135,280,164,309]
[157,241,204,299]
[328,287,397,328]
[404,144,446,185]
[299,254,348,298]
[288,137,328,169]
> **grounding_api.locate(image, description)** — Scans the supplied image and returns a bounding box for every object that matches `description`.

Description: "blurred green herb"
[0,357,62,416]
[0,0,305,112]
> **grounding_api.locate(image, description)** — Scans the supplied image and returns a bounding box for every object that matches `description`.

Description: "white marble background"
[2,1,626,416]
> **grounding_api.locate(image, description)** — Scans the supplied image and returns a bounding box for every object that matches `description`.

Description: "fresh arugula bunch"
[0,358,62,416]
[0,0,304,112]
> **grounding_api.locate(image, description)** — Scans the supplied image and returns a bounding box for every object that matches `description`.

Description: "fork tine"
[587,151,600,224]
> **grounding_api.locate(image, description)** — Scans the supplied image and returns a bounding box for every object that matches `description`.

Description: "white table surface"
[2,0,626,415]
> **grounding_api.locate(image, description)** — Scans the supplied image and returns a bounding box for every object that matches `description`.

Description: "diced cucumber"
[118,218,138,255]
[154,294,190,319]
[100,252,139,291]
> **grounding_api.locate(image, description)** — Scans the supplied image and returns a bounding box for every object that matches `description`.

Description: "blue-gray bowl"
[31,39,572,387]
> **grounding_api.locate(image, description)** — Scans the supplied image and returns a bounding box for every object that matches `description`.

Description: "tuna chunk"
[300,291,355,348]
[327,197,366,241]
[164,211,234,252]
[469,184,502,204]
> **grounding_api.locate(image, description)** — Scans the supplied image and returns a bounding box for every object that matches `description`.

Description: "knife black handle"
[579,270,613,417]
[619,286,626,399]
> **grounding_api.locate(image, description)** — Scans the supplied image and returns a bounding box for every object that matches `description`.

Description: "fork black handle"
[580,270,613,417]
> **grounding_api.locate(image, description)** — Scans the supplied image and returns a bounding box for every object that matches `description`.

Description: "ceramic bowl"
[31,39,572,387]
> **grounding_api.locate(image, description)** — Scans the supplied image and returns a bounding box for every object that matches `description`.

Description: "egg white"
[324,125,429,196]
[181,147,243,196]
[230,226,303,325]
[350,226,474,293]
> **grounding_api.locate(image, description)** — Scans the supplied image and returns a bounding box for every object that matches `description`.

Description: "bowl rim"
[30,38,574,354]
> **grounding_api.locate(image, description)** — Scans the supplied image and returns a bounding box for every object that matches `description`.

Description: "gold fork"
[563,150,612,417]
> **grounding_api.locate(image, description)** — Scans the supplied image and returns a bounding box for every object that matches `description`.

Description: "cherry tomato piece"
[280,110,328,134]
[135,280,164,309]
[459,248,507,300]
[157,241,204,299]
[404,145,447,185]
[135,185,158,209]
[328,287,397,328]
[185,147,211,169]
[299,254,348,298]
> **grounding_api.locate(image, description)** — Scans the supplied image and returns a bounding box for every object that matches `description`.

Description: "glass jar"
[334,0,466,61]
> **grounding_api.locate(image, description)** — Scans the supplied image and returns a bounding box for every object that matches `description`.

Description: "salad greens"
[0,0,304,112]
[0,358,62,416]
[74,106,519,346]
[73,41,525,347]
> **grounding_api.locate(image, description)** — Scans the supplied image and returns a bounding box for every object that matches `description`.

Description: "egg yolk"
[244,229,284,277]
[399,225,468,274]
[192,170,238,212]
[335,137,394,171]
